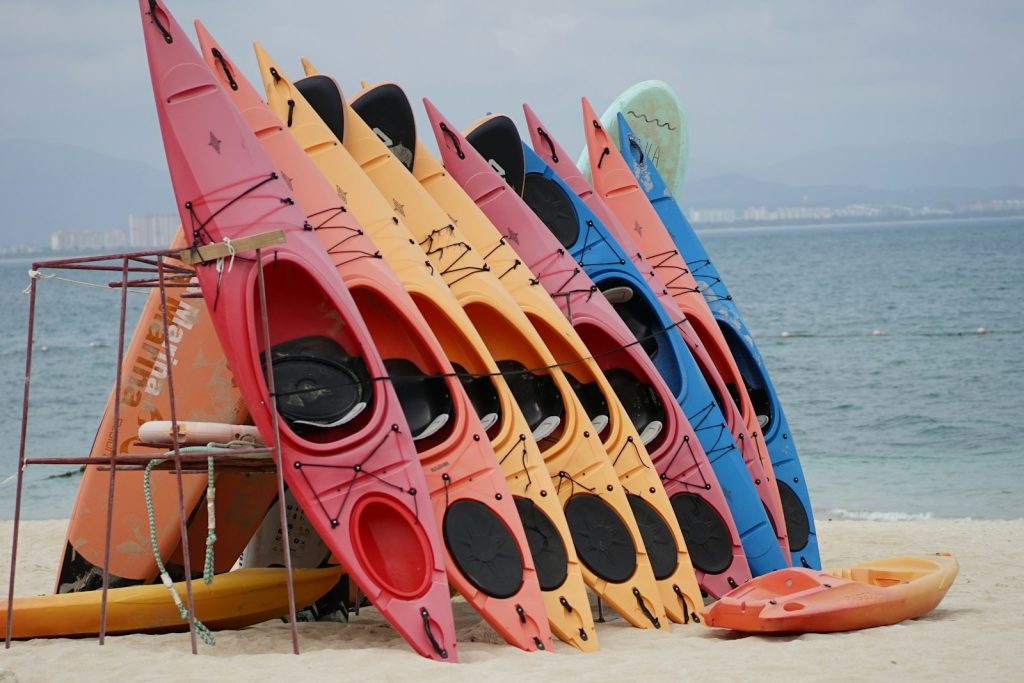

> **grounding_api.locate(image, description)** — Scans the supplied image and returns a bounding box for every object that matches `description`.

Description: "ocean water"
[0,216,1021,521]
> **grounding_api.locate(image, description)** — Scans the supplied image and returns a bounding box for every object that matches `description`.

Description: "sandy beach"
[0,518,1018,681]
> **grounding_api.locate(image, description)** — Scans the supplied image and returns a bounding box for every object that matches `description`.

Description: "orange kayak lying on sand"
[3,567,342,639]
[702,553,958,633]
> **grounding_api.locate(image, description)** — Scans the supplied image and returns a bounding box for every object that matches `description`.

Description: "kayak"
[3,567,341,639]
[252,47,551,652]
[339,78,676,630]
[616,112,820,569]
[446,104,749,600]
[524,105,786,588]
[56,234,277,593]
[577,80,690,199]
[140,0,456,662]
[582,98,791,566]
[702,553,958,633]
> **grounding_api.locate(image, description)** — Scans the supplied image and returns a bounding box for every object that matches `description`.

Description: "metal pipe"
[157,255,199,655]
[98,256,131,645]
[256,251,300,655]
[4,276,38,648]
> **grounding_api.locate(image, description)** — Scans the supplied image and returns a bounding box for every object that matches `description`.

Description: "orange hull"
[702,553,958,633]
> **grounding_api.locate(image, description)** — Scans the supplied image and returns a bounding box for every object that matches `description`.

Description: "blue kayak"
[520,141,789,579]
[616,114,820,569]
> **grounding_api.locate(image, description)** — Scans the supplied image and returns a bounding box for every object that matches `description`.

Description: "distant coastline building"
[128,214,178,248]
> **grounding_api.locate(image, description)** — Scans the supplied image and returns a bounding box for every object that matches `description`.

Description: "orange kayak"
[702,553,958,633]
[340,80,689,629]
[253,47,551,652]
[3,567,341,639]
[582,98,790,562]
[57,228,276,594]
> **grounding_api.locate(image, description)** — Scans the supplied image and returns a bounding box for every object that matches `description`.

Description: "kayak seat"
[465,116,526,196]
[603,282,660,359]
[513,496,569,591]
[451,362,502,433]
[294,74,345,146]
[496,359,565,442]
[262,335,373,433]
[604,368,666,445]
[564,373,609,435]
[382,358,453,441]
[348,82,418,172]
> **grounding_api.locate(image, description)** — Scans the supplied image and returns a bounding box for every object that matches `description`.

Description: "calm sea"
[1,216,1021,520]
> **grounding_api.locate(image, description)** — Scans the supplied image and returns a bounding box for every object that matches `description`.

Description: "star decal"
[505,229,520,244]
[634,221,644,236]
[281,172,294,190]
[335,185,348,203]
[393,199,405,217]
[208,131,222,154]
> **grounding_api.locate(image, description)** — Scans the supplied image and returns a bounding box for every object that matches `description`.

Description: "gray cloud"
[1,0,1020,176]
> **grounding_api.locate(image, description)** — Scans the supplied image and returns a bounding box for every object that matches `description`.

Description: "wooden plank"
[177,230,287,265]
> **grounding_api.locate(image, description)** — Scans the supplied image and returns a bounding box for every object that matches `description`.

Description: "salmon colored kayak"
[582,98,790,564]
[252,47,552,651]
[140,0,455,661]
[340,78,688,628]
[703,553,958,633]
[523,104,786,587]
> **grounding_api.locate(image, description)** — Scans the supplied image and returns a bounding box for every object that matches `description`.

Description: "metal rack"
[4,239,302,655]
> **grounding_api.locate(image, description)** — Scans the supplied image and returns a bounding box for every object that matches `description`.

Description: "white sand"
[0,518,1019,682]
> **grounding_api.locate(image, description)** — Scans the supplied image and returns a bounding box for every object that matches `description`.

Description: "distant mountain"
[0,139,174,245]
[682,173,1024,210]
[741,140,1024,190]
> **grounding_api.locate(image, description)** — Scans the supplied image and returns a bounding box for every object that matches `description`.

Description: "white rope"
[21,269,150,297]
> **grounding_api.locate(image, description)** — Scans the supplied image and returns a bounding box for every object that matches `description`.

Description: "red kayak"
[140,0,455,661]
[195,24,548,653]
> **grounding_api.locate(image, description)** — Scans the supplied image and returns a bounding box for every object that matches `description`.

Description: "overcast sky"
[1,1,1021,176]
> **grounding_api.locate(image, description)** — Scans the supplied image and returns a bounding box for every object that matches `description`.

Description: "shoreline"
[0,518,1018,681]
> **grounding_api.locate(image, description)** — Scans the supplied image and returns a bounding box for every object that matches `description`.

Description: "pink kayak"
[140,0,455,660]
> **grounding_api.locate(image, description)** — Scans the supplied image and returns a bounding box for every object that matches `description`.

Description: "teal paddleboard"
[577,80,689,198]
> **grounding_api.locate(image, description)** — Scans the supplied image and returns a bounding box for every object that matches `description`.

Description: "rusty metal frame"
[4,246,300,654]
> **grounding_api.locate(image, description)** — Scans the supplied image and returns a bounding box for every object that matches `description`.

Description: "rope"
[144,451,216,646]
[22,269,151,297]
